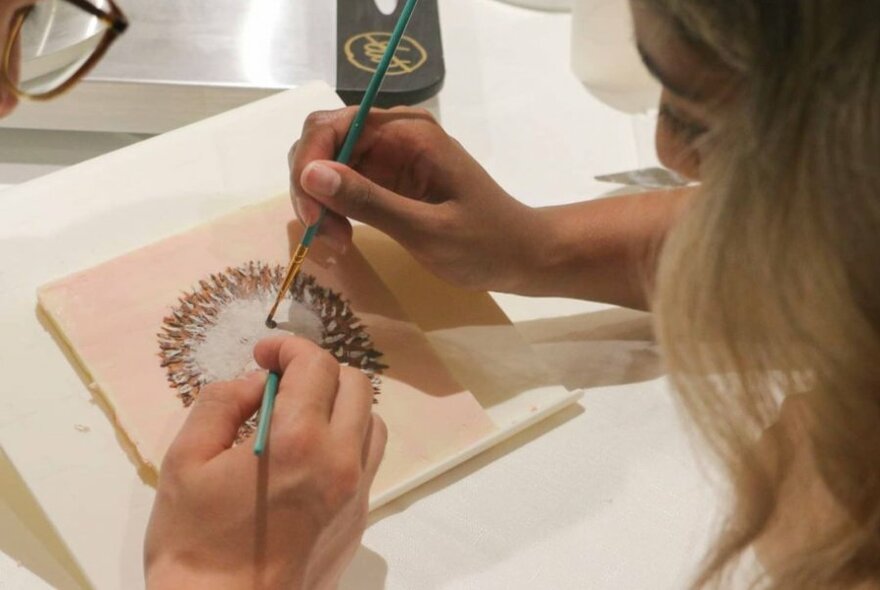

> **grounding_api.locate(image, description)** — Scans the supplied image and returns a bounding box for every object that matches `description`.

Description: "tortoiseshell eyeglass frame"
[1,0,128,101]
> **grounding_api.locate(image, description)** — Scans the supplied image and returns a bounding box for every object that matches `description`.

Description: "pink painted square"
[38,196,497,499]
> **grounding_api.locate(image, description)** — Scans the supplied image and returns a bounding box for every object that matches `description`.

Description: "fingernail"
[293,193,319,226]
[302,162,341,197]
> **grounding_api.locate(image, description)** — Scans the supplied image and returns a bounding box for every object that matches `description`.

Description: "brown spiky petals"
[157,262,386,441]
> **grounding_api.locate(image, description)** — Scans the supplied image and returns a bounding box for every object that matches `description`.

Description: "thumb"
[300,160,426,241]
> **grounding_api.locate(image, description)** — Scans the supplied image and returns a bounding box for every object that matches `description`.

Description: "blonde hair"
[646,0,880,587]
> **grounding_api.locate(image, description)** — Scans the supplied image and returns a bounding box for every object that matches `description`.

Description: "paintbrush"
[254,0,421,456]
[264,0,421,330]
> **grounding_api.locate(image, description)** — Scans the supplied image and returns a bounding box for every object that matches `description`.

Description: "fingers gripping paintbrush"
[264,0,421,330]
[254,0,421,456]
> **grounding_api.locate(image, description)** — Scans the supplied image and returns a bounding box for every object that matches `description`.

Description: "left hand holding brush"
[144,336,387,590]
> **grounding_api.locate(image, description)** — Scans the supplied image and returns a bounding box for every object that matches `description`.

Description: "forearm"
[515,187,694,310]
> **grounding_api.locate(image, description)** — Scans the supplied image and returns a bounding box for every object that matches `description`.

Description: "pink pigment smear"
[38,196,498,497]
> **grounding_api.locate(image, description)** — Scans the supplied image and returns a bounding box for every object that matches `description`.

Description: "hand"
[144,336,387,590]
[289,106,542,293]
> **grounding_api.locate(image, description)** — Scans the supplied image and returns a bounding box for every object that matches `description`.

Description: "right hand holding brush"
[145,336,386,590]
[289,106,544,294]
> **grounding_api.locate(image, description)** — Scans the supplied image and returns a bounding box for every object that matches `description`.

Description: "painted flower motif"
[158,262,386,439]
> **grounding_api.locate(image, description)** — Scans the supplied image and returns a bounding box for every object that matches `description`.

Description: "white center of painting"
[191,295,324,382]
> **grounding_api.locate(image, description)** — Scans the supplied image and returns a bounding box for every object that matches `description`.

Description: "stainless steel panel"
[5,0,337,132]
[89,0,336,88]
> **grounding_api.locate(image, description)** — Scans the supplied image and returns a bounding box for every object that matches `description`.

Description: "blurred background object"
[17,0,109,96]
[3,0,444,133]
[571,0,659,114]
[572,0,662,170]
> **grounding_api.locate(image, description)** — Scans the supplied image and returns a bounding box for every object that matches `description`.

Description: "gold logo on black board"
[344,32,428,76]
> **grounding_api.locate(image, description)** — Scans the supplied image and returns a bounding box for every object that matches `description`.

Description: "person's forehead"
[630,1,733,104]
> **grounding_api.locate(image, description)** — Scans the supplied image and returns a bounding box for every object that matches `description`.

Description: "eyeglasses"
[1,0,127,101]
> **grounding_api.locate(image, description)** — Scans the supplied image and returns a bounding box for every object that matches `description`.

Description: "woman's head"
[634,0,880,587]
[630,0,739,179]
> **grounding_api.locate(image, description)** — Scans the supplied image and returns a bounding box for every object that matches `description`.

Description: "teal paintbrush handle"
[261,2,420,452]
[301,0,420,249]
[253,371,280,455]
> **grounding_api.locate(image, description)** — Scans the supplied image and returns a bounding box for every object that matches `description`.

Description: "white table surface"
[0,0,718,588]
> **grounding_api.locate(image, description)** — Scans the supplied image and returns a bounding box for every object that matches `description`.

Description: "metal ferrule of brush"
[265,243,311,328]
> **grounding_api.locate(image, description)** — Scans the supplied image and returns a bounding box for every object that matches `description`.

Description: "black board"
[336,0,444,107]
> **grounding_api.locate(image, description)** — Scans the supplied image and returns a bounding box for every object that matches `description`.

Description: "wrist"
[482,198,547,295]
[503,205,569,296]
